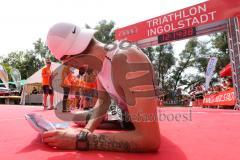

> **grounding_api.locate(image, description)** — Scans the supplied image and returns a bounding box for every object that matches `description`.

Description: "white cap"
[47,22,96,60]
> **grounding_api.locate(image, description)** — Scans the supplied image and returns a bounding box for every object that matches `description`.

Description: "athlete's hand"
[42,128,78,150]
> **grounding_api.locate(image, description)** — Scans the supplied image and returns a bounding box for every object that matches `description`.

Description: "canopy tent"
[0,80,26,86]
[20,62,64,106]
[220,63,232,77]
[24,62,60,85]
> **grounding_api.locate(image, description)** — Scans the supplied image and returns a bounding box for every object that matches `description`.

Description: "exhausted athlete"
[42,22,160,152]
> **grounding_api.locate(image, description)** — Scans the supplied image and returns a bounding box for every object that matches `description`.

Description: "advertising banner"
[205,57,218,90]
[203,88,235,106]
[115,0,240,42]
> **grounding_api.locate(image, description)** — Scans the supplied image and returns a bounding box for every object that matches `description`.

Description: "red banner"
[219,63,231,77]
[203,88,236,106]
[115,0,240,42]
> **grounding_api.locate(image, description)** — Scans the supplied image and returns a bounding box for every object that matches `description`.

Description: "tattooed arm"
[88,132,138,152]
[83,78,111,132]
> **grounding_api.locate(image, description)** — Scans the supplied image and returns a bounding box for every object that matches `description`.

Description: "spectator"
[76,66,87,109]
[195,85,204,107]
[226,78,233,89]
[61,65,71,112]
[41,58,57,110]
[82,67,97,110]
[222,80,228,91]
[31,87,38,94]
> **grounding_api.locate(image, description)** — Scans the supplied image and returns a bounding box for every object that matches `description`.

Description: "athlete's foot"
[48,106,55,110]
[62,109,71,113]
[43,106,48,110]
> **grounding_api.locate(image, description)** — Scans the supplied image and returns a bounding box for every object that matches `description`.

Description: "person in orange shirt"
[76,66,86,109]
[61,65,71,112]
[82,67,97,110]
[42,58,55,110]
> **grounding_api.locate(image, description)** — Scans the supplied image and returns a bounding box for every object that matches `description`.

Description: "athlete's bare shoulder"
[113,47,150,64]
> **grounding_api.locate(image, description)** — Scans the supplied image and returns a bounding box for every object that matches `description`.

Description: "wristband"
[76,130,89,151]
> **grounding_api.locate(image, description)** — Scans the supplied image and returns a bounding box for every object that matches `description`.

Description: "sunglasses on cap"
[60,49,90,61]
[60,55,72,61]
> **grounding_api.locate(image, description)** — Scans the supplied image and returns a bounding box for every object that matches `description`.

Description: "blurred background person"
[82,67,97,110]
[76,66,86,109]
[31,87,38,94]
[41,58,56,110]
[226,78,233,89]
[61,65,71,112]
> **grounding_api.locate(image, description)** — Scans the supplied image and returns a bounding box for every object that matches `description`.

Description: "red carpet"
[0,105,239,160]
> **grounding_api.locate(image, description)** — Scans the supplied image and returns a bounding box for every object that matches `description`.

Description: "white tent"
[21,62,64,106]
[24,62,60,85]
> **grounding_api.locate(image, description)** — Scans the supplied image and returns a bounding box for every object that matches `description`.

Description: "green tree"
[142,47,155,62]
[21,51,43,79]
[154,44,175,91]
[171,32,229,91]
[1,50,42,79]
[33,38,57,62]
[210,32,230,74]
[142,44,175,95]
[194,32,229,75]
[0,39,52,79]
[1,51,24,80]
[171,38,198,90]
[87,20,115,44]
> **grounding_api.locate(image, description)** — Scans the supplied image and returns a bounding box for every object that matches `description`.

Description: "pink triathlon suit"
[97,42,129,112]
[97,42,137,130]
